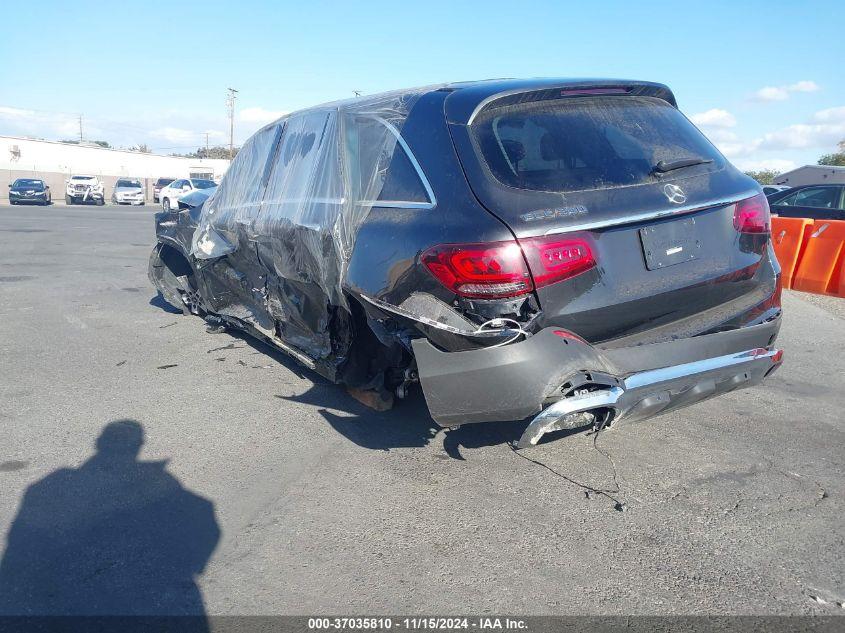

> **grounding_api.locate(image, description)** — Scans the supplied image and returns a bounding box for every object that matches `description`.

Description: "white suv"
[159,178,217,212]
[65,175,105,205]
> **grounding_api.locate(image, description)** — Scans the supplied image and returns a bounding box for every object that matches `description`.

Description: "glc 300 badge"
[663,183,687,204]
[520,205,589,222]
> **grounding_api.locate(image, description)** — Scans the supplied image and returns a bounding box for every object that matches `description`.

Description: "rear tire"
[162,197,171,212]
[95,197,105,206]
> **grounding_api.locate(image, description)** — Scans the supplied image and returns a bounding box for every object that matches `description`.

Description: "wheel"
[10,201,16,205]
[65,194,72,205]
[162,197,170,212]
[139,202,145,206]
[95,197,105,206]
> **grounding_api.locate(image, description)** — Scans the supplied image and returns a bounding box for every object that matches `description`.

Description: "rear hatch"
[447,88,775,343]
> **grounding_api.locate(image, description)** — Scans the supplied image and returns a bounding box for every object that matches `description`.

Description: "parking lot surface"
[1,203,844,615]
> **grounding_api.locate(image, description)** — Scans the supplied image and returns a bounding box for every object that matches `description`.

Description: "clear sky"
[2,0,843,172]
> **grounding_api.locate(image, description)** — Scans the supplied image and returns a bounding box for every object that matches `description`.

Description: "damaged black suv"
[149,78,783,448]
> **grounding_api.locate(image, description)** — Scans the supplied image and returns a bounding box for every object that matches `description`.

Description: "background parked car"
[158,178,216,212]
[111,178,146,205]
[8,178,51,205]
[177,185,217,213]
[153,177,175,203]
[762,184,790,196]
[65,175,105,205]
[767,184,845,220]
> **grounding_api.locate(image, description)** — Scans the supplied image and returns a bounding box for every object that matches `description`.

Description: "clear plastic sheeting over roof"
[191,88,437,309]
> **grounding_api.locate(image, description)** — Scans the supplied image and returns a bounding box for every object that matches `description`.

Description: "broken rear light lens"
[520,236,596,289]
[422,241,533,299]
[733,193,771,234]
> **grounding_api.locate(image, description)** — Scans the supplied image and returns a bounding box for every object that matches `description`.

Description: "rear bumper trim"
[412,317,782,432]
[516,347,782,448]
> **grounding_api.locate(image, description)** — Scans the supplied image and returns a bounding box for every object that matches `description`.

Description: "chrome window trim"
[466,87,553,125]
[357,200,434,210]
[542,189,758,235]
[360,115,437,210]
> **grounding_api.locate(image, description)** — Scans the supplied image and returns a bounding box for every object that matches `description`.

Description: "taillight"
[422,235,596,299]
[733,193,771,234]
[422,241,533,299]
[520,236,596,289]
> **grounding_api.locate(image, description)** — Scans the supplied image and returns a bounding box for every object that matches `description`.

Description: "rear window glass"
[470,96,724,193]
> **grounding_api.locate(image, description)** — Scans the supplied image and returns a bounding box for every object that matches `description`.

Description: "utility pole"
[226,88,238,160]
[205,132,210,158]
[78,115,84,142]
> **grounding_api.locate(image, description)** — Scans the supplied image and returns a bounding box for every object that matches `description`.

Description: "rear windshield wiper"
[652,157,713,174]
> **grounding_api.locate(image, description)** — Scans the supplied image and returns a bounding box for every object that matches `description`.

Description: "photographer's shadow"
[0,420,220,620]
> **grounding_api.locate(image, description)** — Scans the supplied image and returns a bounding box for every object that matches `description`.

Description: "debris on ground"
[207,343,244,354]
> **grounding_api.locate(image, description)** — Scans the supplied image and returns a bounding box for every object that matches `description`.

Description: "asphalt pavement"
[0,203,843,616]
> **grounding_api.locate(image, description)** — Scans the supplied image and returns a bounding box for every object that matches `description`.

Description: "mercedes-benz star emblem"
[663,183,687,204]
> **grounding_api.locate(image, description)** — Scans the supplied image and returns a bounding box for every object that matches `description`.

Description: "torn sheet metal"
[359,293,531,352]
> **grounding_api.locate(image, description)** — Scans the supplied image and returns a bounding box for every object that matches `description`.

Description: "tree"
[818,140,845,166]
[170,145,238,159]
[130,144,151,153]
[744,169,780,185]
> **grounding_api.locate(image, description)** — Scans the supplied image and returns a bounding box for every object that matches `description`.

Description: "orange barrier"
[791,219,845,297]
[770,217,813,288]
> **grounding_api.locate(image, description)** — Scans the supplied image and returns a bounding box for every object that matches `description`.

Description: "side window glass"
[793,187,837,209]
[344,115,433,208]
[261,110,342,226]
[379,146,429,203]
[209,124,280,224]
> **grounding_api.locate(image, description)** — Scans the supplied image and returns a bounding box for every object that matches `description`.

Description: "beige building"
[773,164,845,187]
[1,135,230,203]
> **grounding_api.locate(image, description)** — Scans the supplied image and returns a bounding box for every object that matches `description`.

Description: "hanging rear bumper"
[411,316,782,445]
